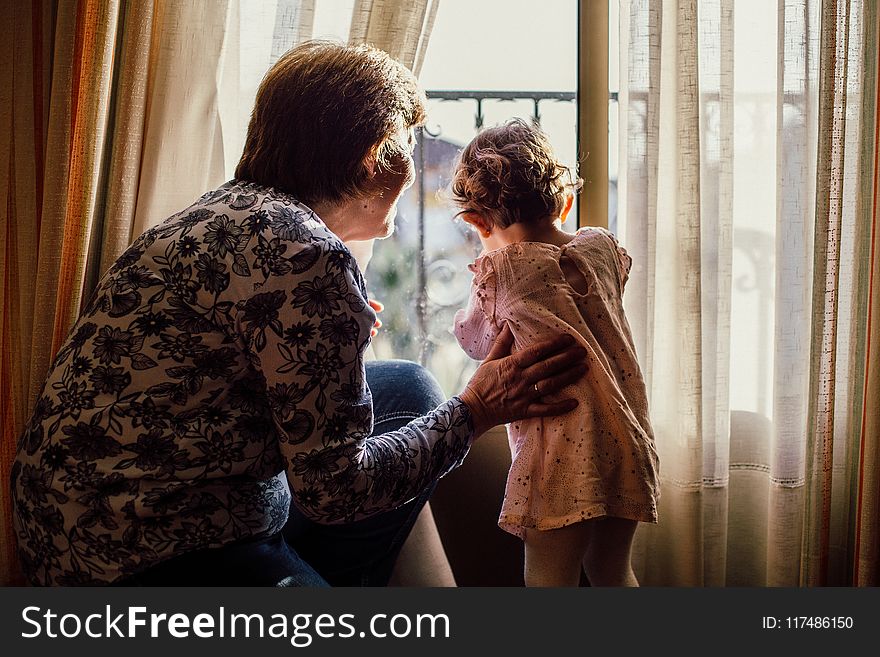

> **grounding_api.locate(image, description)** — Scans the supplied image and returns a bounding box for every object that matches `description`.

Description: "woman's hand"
[368,299,383,337]
[458,324,588,437]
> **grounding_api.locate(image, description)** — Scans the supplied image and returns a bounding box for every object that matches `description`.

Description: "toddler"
[451,119,659,587]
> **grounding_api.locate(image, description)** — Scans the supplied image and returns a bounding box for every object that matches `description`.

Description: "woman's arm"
[242,235,475,524]
[242,232,585,524]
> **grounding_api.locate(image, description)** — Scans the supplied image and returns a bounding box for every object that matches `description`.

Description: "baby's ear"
[560,194,574,223]
[462,211,493,238]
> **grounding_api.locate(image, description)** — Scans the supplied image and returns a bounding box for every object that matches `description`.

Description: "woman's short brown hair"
[449,118,580,228]
[235,40,426,205]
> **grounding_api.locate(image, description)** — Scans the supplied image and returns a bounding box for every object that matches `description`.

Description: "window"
[367,0,597,395]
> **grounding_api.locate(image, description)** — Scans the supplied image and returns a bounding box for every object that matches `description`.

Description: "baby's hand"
[368,299,383,337]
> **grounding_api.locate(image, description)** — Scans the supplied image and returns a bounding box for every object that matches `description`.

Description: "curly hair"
[235,40,426,205]
[448,118,581,229]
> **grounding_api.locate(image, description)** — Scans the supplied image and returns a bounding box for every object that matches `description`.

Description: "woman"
[11,41,586,586]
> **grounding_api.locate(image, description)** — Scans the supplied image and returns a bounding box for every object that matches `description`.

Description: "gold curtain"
[800,0,879,587]
[1,0,152,585]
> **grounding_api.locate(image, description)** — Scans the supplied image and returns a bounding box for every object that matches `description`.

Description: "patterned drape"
[619,0,879,586]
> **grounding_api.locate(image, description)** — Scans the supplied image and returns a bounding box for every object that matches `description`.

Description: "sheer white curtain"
[131,0,299,236]
[618,0,878,586]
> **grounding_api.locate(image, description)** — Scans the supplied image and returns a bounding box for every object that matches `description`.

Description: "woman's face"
[358,128,416,240]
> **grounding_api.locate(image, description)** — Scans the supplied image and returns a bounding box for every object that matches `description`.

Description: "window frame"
[578,0,610,229]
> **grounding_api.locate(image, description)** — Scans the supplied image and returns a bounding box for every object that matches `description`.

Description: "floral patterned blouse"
[11,180,474,586]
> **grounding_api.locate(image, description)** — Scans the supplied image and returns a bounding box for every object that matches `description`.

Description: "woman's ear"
[560,194,574,224]
[362,145,379,179]
[362,134,415,198]
[462,212,493,238]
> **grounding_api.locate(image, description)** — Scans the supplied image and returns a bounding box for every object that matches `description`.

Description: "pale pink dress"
[453,228,660,538]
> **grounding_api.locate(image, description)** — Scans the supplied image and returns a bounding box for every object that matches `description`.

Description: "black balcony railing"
[426,90,577,128]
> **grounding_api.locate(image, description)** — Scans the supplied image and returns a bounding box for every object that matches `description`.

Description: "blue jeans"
[119,360,447,587]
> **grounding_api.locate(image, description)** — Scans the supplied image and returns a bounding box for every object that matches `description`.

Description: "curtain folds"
[350,0,439,76]
[2,0,132,585]
[854,0,879,586]
[129,0,232,239]
[621,0,879,586]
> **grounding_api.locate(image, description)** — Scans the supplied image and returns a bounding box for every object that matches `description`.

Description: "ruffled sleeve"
[596,227,632,289]
[615,240,632,288]
[452,255,501,360]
